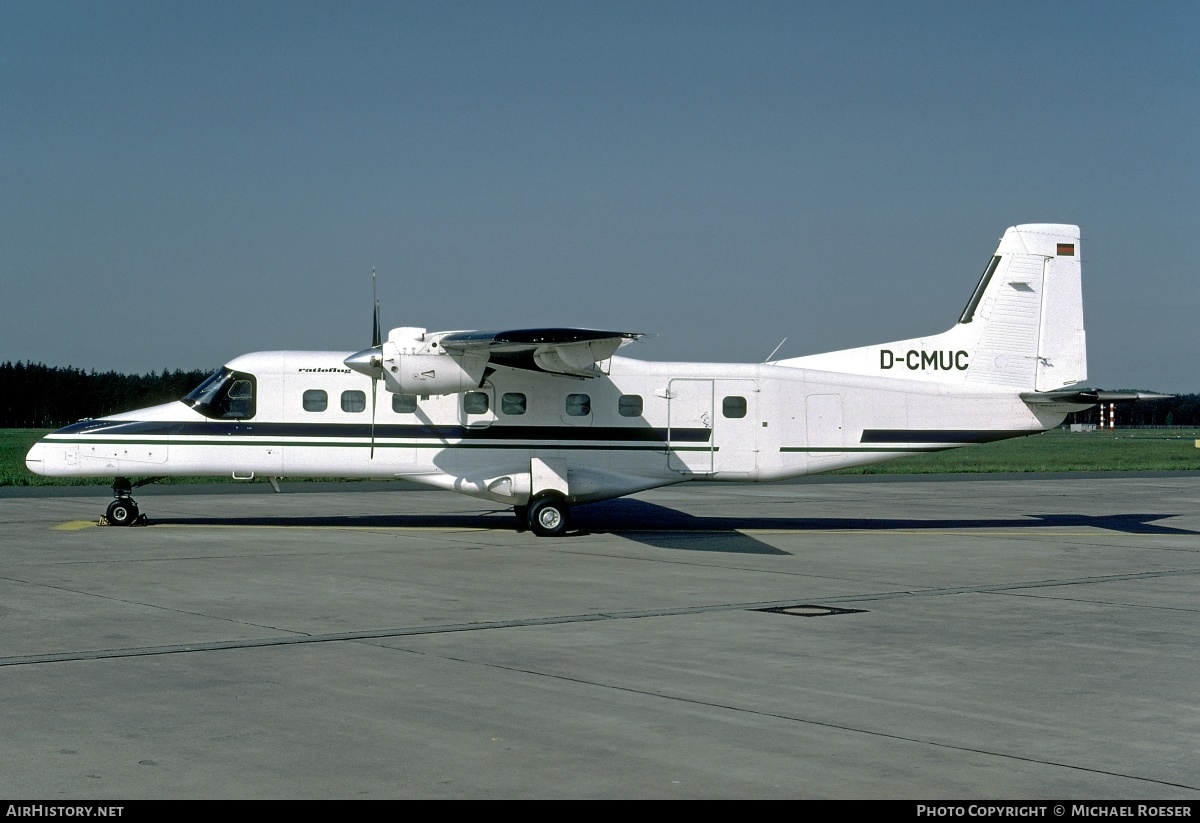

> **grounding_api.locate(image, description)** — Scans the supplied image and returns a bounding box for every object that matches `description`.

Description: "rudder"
[961,224,1085,390]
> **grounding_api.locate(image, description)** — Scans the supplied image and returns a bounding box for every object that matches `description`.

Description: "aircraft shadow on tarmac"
[148,498,1198,556]
[571,499,1200,553]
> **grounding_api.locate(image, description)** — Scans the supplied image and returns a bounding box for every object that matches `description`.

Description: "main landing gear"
[101,476,152,526]
[516,493,571,537]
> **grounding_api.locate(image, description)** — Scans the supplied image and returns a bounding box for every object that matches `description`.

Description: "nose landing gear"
[101,476,150,526]
[105,497,140,526]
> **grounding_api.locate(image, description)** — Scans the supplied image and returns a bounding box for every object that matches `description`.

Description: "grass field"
[3,427,1197,487]
[832,428,1200,474]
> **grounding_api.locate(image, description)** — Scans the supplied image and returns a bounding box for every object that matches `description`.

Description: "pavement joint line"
[5,567,1196,667]
[49,521,1171,538]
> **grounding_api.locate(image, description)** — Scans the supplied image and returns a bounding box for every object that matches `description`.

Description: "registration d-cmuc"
[26,224,1165,536]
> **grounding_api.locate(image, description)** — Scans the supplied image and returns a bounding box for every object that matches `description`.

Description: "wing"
[437,328,644,377]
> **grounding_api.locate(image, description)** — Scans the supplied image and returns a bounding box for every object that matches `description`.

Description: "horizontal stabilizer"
[1021,388,1173,406]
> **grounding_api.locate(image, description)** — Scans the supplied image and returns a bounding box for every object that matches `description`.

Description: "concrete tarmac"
[1,473,1198,799]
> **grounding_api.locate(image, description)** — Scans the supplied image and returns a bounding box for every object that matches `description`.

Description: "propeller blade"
[370,376,377,459]
[370,267,380,458]
[345,267,386,380]
[372,266,381,349]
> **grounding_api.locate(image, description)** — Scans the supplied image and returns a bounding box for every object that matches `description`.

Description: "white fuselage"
[24,222,1093,532]
[26,350,1064,507]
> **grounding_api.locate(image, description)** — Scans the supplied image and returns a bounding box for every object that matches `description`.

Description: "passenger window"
[722,396,747,419]
[302,389,328,412]
[463,391,489,415]
[392,394,418,414]
[501,392,526,415]
[341,390,367,413]
[618,395,643,417]
[565,393,591,417]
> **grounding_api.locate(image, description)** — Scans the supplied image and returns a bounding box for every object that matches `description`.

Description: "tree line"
[0,362,212,428]
[1066,394,1200,428]
[1,360,1197,429]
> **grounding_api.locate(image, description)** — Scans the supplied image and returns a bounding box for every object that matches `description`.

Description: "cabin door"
[712,379,757,474]
[667,378,714,474]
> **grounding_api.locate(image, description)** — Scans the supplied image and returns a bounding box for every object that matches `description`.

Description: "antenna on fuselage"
[764,337,787,363]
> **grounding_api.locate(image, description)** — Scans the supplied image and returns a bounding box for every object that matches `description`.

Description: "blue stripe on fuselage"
[50,419,712,443]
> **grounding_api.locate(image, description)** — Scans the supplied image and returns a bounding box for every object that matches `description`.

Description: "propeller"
[372,267,382,350]
[370,268,380,458]
[344,268,385,458]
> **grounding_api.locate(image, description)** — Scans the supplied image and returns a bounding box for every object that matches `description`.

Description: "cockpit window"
[184,368,257,420]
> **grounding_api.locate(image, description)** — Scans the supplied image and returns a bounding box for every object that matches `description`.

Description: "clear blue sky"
[3,1,1197,392]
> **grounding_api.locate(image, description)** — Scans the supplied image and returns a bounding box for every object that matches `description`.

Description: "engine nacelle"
[380,349,487,396]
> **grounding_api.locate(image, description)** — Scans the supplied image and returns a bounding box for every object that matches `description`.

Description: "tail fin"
[776,224,1087,391]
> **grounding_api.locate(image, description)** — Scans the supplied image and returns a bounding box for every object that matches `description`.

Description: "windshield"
[184,368,257,420]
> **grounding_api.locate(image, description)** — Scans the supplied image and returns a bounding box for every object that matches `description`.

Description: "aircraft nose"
[25,440,45,474]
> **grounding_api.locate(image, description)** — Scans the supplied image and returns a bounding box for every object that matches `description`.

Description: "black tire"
[106,499,139,527]
[526,495,569,537]
[513,505,529,529]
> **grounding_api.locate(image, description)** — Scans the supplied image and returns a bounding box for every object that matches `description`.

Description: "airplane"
[25,223,1167,536]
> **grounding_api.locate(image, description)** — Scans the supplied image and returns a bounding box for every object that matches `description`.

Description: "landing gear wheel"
[106,499,140,527]
[513,504,529,530]
[527,495,569,538]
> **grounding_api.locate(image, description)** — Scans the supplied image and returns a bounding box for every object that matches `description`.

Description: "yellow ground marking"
[52,520,100,531]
